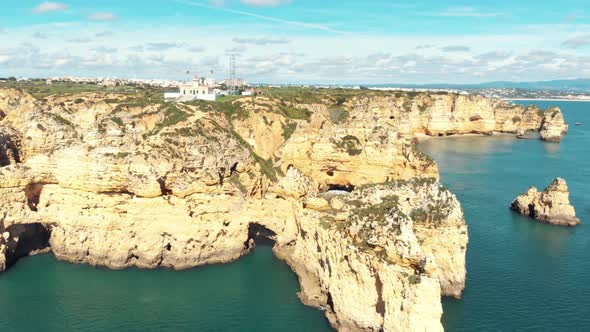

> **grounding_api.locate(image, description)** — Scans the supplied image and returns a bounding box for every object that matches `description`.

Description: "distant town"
[1,75,590,102]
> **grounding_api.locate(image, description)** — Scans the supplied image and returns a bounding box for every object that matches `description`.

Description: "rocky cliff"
[0,88,562,331]
[345,93,568,141]
[511,178,580,226]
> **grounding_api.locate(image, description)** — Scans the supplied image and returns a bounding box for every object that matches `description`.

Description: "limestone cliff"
[0,87,556,331]
[511,178,580,226]
[344,93,568,141]
[539,107,568,142]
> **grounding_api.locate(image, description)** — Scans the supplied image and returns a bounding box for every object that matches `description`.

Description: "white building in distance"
[165,77,217,102]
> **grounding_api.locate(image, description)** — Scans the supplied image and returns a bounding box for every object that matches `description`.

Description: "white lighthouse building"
[165,76,217,102]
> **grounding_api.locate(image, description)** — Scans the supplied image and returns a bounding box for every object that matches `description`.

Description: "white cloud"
[68,37,92,43]
[95,31,114,38]
[226,45,247,54]
[92,46,118,54]
[2,22,589,83]
[441,45,471,52]
[88,12,118,21]
[146,42,187,50]
[33,2,68,13]
[0,54,15,64]
[233,37,290,45]
[188,46,206,52]
[33,32,49,39]
[562,35,590,49]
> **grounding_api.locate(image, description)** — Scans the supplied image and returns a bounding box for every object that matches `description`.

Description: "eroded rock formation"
[511,178,580,227]
[344,93,568,141]
[0,88,564,331]
[539,107,569,142]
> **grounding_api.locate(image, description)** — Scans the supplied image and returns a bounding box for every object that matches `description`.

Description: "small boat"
[575,122,582,126]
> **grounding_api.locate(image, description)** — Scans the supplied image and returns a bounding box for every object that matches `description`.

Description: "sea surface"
[0,243,332,332]
[1,100,588,331]
[422,100,590,331]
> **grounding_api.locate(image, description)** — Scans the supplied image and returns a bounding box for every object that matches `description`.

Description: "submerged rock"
[510,178,580,227]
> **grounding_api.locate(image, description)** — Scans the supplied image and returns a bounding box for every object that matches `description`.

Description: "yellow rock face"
[0,88,563,331]
[511,178,580,226]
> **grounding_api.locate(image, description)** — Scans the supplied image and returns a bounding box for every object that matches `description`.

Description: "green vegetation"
[261,87,328,104]
[186,99,249,122]
[46,112,75,128]
[173,126,212,139]
[116,152,130,159]
[190,97,312,122]
[282,121,297,140]
[228,173,248,195]
[402,99,413,112]
[229,129,278,182]
[355,178,453,229]
[258,86,404,105]
[328,106,349,124]
[103,152,131,159]
[110,117,125,127]
[409,208,428,223]
[512,116,521,123]
[74,98,85,104]
[350,194,403,223]
[277,104,312,120]
[409,144,435,166]
[418,103,429,113]
[332,135,363,156]
[0,81,164,100]
[340,194,407,253]
[408,274,422,285]
[152,103,189,134]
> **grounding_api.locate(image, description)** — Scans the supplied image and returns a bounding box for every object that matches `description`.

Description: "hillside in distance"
[370,78,590,92]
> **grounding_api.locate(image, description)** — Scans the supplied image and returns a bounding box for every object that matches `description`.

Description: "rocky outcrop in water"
[0,88,561,331]
[539,107,568,142]
[511,178,580,226]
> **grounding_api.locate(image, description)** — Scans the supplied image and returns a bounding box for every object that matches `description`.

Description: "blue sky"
[0,0,589,83]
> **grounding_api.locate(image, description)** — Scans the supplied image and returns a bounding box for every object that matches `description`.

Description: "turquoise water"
[421,100,590,331]
[0,243,332,332]
[1,100,589,331]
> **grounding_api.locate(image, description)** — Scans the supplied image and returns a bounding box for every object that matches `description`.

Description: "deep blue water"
[421,100,590,331]
[1,100,588,331]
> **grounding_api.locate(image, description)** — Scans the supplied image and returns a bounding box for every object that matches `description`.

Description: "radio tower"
[229,54,237,95]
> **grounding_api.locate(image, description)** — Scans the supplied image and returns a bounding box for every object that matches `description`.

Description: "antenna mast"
[229,54,237,95]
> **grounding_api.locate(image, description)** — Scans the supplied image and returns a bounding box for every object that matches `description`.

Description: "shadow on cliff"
[2,223,51,270]
[244,223,277,249]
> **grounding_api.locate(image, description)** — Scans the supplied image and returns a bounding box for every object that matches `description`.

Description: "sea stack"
[510,178,580,226]
[539,107,568,142]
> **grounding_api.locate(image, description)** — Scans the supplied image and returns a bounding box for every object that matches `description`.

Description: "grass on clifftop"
[0,81,167,101]
[260,86,379,104]
[151,103,190,134]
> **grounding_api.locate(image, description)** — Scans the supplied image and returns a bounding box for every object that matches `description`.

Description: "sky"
[0,0,589,84]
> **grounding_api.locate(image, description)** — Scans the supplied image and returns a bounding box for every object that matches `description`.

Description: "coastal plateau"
[0,88,568,331]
